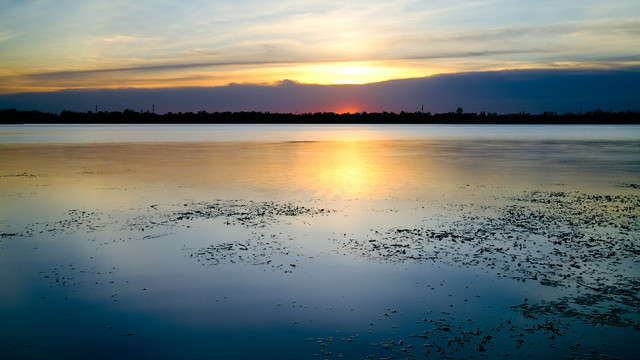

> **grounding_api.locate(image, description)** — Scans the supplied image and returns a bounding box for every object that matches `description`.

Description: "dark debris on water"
[336,190,640,331]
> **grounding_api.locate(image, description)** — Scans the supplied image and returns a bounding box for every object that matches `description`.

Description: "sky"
[2,69,639,114]
[0,0,639,112]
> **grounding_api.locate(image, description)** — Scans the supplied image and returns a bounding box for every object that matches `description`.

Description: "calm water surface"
[1,125,639,359]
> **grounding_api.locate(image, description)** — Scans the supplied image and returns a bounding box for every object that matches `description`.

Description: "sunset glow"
[290,62,431,85]
[1,1,638,97]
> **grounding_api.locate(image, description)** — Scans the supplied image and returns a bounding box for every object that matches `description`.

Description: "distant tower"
[95,105,98,113]
[152,104,155,114]
[421,104,424,113]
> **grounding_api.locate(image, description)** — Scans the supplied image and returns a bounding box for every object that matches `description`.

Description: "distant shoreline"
[1,108,639,125]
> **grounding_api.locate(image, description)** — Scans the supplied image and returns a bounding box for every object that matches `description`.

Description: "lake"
[1,124,639,359]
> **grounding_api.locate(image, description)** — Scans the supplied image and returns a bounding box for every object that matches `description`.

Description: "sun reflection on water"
[0,139,440,205]
[302,141,386,199]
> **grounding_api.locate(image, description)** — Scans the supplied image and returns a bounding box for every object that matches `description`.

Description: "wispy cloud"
[0,27,15,43]
[102,34,150,43]
[21,47,550,83]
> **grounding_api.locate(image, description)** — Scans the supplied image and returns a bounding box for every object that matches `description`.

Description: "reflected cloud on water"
[0,126,639,359]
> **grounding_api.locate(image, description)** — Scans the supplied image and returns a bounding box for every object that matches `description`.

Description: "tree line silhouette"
[1,108,639,124]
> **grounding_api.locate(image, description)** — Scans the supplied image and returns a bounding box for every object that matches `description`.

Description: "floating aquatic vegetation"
[335,190,640,331]
[0,172,38,178]
[7,189,638,358]
[512,280,640,330]
[190,232,302,273]
[617,183,640,189]
[168,199,332,228]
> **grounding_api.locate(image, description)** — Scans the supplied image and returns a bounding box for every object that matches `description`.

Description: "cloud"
[2,0,640,94]
[22,48,546,83]
[380,18,640,52]
[2,68,639,115]
[0,28,15,43]
[102,34,149,43]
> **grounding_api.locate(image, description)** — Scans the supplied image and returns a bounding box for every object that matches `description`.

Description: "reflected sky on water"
[0,125,639,359]
[2,124,640,143]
